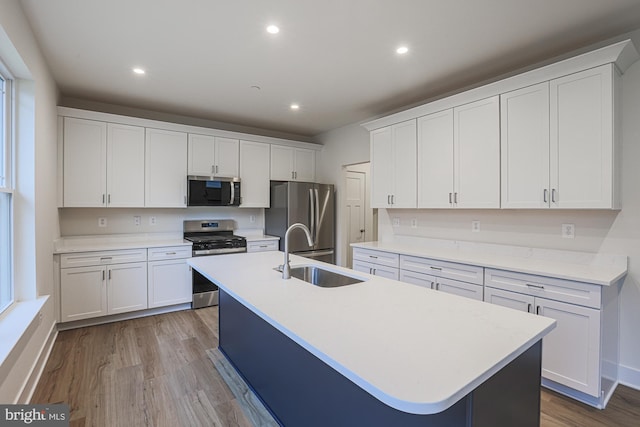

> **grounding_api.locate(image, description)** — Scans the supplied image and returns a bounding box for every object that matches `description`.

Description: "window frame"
[0,61,14,315]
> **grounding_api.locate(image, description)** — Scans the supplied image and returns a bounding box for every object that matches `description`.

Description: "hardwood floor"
[32,307,640,426]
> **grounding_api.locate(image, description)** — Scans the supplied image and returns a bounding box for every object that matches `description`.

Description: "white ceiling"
[19,0,640,138]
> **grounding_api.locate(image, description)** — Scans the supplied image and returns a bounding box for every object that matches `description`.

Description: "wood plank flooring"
[31,307,640,426]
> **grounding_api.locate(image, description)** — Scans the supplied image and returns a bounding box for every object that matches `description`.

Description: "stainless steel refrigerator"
[265,181,335,264]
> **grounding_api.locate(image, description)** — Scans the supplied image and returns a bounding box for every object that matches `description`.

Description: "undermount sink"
[277,265,364,288]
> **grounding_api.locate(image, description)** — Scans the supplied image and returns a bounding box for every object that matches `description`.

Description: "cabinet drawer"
[60,249,147,268]
[147,245,192,261]
[247,240,279,252]
[353,248,399,268]
[484,268,601,309]
[353,260,399,280]
[400,255,483,285]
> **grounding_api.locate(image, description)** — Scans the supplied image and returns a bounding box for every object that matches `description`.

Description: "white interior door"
[345,170,366,268]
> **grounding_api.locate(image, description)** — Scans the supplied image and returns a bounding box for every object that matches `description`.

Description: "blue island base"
[219,289,542,427]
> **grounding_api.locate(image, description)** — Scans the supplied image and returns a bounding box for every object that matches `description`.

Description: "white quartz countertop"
[188,251,555,415]
[241,234,280,242]
[351,241,627,286]
[54,233,191,254]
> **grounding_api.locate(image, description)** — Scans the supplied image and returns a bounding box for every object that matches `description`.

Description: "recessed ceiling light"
[267,25,280,34]
[132,67,146,75]
[396,46,409,55]
[290,103,300,110]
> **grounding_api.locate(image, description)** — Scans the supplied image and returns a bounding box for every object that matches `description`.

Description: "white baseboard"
[619,364,640,391]
[20,322,58,403]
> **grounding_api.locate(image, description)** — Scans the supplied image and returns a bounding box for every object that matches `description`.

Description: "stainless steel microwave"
[187,176,241,206]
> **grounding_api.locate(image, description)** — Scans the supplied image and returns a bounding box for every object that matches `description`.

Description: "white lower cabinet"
[399,264,483,301]
[147,246,192,308]
[247,239,279,252]
[352,248,399,279]
[484,269,613,404]
[60,258,148,322]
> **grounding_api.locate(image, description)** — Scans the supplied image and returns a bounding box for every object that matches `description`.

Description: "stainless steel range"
[184,219,246,308]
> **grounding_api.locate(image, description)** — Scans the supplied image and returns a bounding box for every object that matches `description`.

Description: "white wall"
[58,207,264,237]
[315,123,371,265]
[0,0,60,402]
[316,29,640,389]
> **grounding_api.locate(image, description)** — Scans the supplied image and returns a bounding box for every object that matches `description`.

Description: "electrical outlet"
[562,223,575,239]
[134,216,141,226]
[98,217,107,228]
[472,220,480,232]
[411,218,418,228]
[392,217,400,227]
[250,215,256,223]
[149,216,157,226]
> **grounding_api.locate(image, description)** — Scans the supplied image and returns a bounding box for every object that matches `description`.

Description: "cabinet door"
[550,64,614,209]
[370,127,393,208]
[391,120,417,208]
[399,270,435,290]
[484,287,535,312]
[352,260,398,279]
[240,141,270,207]
[148,259,192,308]
[107,123,145,207]
[294,148,316,182]
[107,262,148,314]
[145,128,188,207]
[436,277,483,301]
[537,297,601,397]
[454,96,500,208]
[247,240,279,252]
[270,145,295,181]
[60,265,107,322]
[215,137,240,177]
[188,133,216,175]
[500,83,550,208]
[417,109,454,208]
[63,117,107,207]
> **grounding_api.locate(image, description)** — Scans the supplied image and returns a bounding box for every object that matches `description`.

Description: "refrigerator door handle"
[314,188,320,246]
[309,188,316,244]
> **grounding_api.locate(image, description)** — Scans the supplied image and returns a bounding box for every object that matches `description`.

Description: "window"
[0,69,13,314]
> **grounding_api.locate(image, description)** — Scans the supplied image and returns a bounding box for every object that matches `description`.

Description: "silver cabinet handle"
[430,266,442,271]
[372,268,376,275]
[211,165,215,174]
[387,195,390,205]
[527,303,532,313]
[108,269,111,280]
[430,281,435,290]
[102,194,106,204]
[391,195,394,205]
[259,245,268,248]
[102,270,105,281]
[551,189,557,203]
[108,194,111,204]
[166,252,176,255]
[543,189,548,203]
[526,283,545,290]
[435,282,440,290]
[100,257,112,261]
[369,267,372,274]
[536,305,541,315]
[369,255,378,259]
[449,193,452,204]
[454,192,458,204]
[184,195,187,205]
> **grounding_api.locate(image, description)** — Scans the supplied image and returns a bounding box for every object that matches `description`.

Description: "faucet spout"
[282,223,313,279]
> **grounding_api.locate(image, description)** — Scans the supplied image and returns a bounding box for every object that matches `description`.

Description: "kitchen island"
[188,252,556,426]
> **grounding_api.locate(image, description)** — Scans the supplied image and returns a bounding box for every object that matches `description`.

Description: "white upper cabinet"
[270,145,316,182]
[550,64,618,209]
[188,134,239,177]
[63,117,107,207]
[106,123,145,207]
[63,118,145,208]
[417,109,454,208]
[370,120,417,208]
[240,140,270,207]
[454,96,500,208]
[416,97,500,209]
[145,128,188,207]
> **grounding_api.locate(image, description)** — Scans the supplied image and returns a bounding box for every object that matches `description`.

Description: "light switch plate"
[98,217,107,228]
[149,216,157,226]
[472,220,480,232]
[411,218,418,228]
[392,217,400,227]
[134,216,141,226]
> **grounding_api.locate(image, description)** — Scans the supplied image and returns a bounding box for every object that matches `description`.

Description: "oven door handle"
[230,182,235,205]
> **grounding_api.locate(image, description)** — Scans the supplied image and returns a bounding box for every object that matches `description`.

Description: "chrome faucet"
[281,223,314,279]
